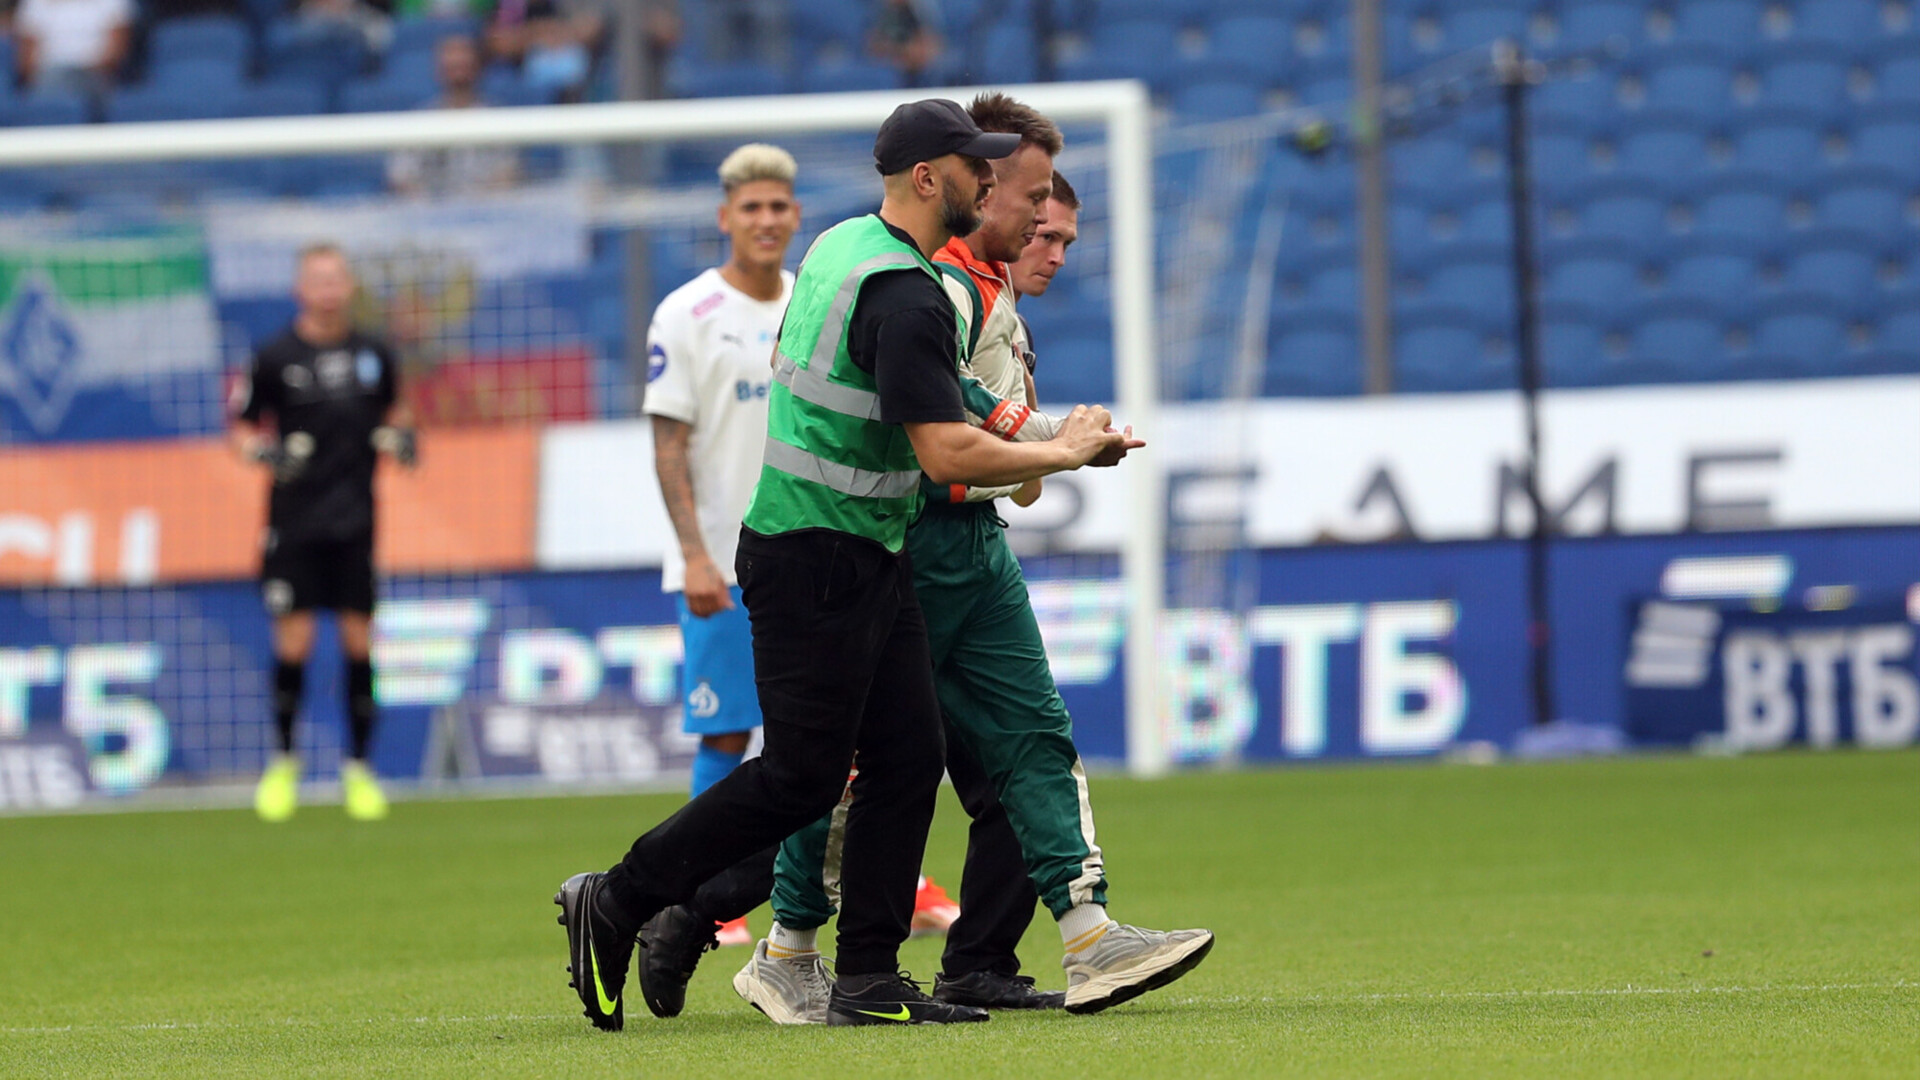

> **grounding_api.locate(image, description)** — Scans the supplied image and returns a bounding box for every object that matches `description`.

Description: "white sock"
[766,921,818,957]
[1058,903,1113,951]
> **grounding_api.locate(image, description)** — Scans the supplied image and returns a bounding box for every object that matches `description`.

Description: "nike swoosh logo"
[854,1004,914,1022]
[590,939,619,1014]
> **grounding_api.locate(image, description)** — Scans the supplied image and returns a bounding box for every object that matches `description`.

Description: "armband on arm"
[960,375,1061,442]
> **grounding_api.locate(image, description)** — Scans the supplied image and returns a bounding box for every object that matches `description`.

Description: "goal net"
[0,85,1322,807]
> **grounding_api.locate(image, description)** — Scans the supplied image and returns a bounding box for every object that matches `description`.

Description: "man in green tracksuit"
[732,94,1216,1021]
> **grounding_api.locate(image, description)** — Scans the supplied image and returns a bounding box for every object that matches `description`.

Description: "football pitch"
[3,750,1915,1079]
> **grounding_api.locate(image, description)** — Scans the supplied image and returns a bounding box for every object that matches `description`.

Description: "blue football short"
[676,586,762,736]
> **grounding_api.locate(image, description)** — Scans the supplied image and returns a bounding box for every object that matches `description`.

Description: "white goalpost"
[0,81,1172,778]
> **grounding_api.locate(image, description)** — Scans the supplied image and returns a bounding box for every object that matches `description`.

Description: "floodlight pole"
[1496,41,1556,728]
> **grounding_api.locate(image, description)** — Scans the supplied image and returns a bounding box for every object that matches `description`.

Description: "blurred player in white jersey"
[642,143,800,950]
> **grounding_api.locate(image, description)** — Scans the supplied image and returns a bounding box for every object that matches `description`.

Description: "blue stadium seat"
[1396,308,1514,392]
[1100,0,1213,24]
[1435,3,1530,52]
[1696,176,1793,238]
[1664,246,1764,312]
[1033,336,1114,405]
[1391,133,1477,197]
[1632,307,1728,378]
[0,34,15,93]
[0,93,90,126]
[1669,0,1765,56]
[1061,19,1189,92]
[1735,116,1825,177]
[1617,121,1712,182]
[1554,2,1645,53]
[1759,58,1852,116]
[1783,231,1884,304]
[1817,175,1910,233]
[1541,239,1644,308]
[1530,67,1617,123]
[1540,302,1610,386]
[1880,55,1920,103]
[798,58,902,94]
[263,20,369,95]
[672,60,785,99]
[389,15,479,58]
[1265,310,1363,396]
[105,85,237,122]
[975,20,1038,84]
[232,80,331,118]
[1850,108,1920,182]
[1577,182,1675,243]
[789,5,866,49]
[1454,197,1511,245]
[339,75,435,113]
[146,55,248,91]
[150,16,252,65]
[1297,73,1352,106]
[1871,302,1920,370]
[1752,304,1850,373]
[1788,0,1887,47]
[1643,60,1738,124]
[1173,80,1263,120]
[1425,258,1511,311]
[1207,15,1292,83]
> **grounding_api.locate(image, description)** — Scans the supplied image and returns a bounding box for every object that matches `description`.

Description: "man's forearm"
[911,423,1075,488]
[651,420,710,560]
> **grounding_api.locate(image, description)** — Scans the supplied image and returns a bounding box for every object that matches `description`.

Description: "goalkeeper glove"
[248,432,312,485]
[371,425,418,468]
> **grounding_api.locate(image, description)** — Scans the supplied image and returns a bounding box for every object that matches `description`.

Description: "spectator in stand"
[868,0,941,87]
[386,33,520,195]
[12,0,133,95]
[485,0,603,99]
[293,0,392,54]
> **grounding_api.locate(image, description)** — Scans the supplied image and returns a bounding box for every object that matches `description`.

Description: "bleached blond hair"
[718,143,798,194]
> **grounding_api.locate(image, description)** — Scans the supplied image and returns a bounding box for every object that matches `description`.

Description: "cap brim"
[955,131,1024,160]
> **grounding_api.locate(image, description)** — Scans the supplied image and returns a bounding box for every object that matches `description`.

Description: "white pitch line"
[2,982,1913,1037]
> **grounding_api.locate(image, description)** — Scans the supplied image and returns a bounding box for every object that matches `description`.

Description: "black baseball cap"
[873,98,1023,175]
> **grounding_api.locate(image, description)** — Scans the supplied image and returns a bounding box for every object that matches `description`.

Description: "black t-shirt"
[234,327,400,544]
[847,220,966,425]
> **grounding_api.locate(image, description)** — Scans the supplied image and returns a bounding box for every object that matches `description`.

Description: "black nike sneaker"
[826,971,991,1026]
[554,872,637,1031]
[932,970,1067,1010]
[637,905,719,1019]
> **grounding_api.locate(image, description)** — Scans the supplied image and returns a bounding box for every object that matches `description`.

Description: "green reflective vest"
[741,215,958,552]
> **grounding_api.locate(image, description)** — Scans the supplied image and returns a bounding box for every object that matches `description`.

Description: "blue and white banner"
[1625,598,1920,750]
[2,525,1914,806]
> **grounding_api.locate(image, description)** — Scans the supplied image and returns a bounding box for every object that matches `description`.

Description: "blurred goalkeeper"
[228,242,417,824]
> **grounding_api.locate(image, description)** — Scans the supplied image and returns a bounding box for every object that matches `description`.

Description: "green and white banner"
[0,229,221,442]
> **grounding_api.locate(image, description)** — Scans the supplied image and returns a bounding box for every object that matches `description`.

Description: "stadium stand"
[0,0,1914,398]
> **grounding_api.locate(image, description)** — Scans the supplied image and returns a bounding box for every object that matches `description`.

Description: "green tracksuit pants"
[770,501,1107,929]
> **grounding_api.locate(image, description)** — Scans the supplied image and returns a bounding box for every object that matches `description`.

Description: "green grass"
[3,750,1917,1078]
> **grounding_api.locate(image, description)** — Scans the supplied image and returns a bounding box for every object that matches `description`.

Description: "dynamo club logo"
[1,273,84,435]
[647,342,668,383]
[687,680,720,719]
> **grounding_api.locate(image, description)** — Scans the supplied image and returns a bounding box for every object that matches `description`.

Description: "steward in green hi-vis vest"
[742,215,961,553]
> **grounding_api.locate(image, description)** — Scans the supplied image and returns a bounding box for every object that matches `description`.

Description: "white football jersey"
[642,267,792,592]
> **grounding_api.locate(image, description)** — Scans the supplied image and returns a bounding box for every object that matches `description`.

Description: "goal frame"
[0,80,1170,776]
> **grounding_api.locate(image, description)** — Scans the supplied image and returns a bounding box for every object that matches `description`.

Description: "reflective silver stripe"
[763,436,921,499]
[809,250,925,376]
[775,356,882,420]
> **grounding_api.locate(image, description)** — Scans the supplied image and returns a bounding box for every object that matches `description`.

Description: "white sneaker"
[732,938,834,1025]
[1062,922,1214,1015]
